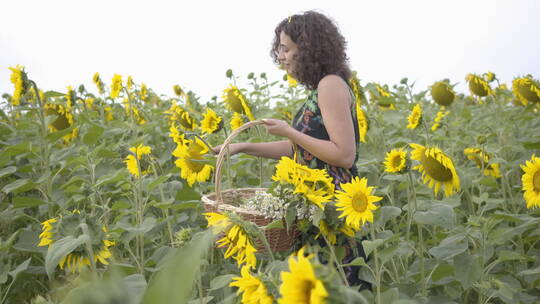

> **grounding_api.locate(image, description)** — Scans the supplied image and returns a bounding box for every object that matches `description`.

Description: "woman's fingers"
[211,145,222,154]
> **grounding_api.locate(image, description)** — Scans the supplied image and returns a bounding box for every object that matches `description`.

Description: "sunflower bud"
[173,84,184,97]
[226,69,233,78]
[430,81,455,106]
[476,135,487,145]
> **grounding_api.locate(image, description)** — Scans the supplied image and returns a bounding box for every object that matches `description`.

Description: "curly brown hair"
[270,10,351,90]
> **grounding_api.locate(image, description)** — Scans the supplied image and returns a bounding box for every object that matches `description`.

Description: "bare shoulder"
[317,74,350,106]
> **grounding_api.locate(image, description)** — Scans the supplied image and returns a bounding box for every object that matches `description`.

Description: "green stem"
[30,80,52,205]
[417,217,426,298]
[258,229,275,263]
[150,161,174,245]
[322,234,349,287]
[198,270,204,304]
[370,223,381,304]
[407,171,426,298]
[421,119,431,146]
[0,278,15,304]
[124,87,135,126]
[135,157,145,274]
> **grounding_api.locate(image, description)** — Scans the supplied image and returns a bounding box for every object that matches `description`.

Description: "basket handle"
[214,120,266,205]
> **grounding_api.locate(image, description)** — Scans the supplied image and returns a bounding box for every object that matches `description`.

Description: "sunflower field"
[1,66,540,304]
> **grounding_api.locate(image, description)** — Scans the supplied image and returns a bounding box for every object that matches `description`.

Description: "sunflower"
[356,106,368,143]
[44,103,78,143]
[65,86,75,109]
[371,85,395,109]
[169,124,188,145]
[165,104,198,130]
[287,74,298,88]
[464,147,501,178]
[384,148,408,173]
[38,214,115,274]
[410,143,460,197]
[110,74,123,99]
[335,176,381,231]
[93,72,105,95]
[204,212,231,232]
[140,83,148,102]
[124,144,152,178]
[126,76,134,91]
[222,84,255,121]
[173,137,214,187]
[349,72,367,106]
[431,110,449,131]
[464,147,489,167]
[104,106,114,121]
[521,155,540,209]
[278,247,328,304]
[204,212,257,268]
[272,157,334,209]
[272,157,300,184]
[376,85,391,98]
[200,108,223,134]
[276,107,293,122]
[294,182,334,210]
[230,266,273,304]
[512,76,540,105]
[484,163,501,179]
[466,73,492,97]
[84,98,95,110]
[9,65,27,106]
[430,81,455,106]
[407,104,422,129]
[315,220,336,245]
[123,98,146,125]
[38,218,57,246]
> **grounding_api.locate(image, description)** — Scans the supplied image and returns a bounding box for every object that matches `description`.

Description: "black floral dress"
[291,89,360,190]
[291,85,371,289]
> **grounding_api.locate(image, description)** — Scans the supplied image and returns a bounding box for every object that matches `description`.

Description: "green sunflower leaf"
[45,235,89,278]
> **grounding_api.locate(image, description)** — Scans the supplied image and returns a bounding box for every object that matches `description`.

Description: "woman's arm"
[212,140,292,160]
[264,75,356,168]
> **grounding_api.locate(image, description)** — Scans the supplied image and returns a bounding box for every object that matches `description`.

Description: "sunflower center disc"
[351,191,368,213]
[52,114,70,130]
[422,156,453,182]
[301,280,314,301]
[187,159,205,172]
[392,156,403,169]
[533,170,540,190]
[226,92,245,113]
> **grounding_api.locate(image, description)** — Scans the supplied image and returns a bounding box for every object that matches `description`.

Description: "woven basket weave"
[201,120,298,252]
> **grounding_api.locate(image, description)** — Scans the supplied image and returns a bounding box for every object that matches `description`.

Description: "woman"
[213,10,368,289]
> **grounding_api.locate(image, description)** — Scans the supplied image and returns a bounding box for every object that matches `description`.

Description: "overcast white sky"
[1,0,539,103]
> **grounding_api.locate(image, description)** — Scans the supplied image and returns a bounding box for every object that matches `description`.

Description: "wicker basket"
[201,120,298,252]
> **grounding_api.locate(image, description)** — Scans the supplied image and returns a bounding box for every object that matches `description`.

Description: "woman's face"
[277,31,298,76]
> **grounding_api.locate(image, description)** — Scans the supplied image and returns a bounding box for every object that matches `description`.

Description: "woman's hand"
[211,143,244,156]
[262,118,294,137]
